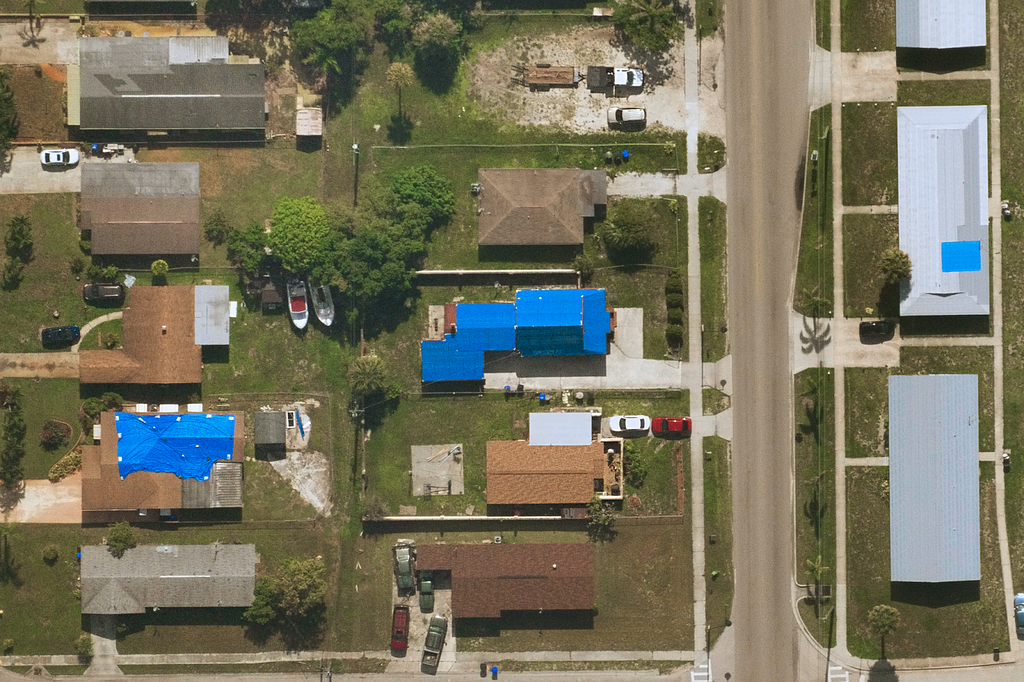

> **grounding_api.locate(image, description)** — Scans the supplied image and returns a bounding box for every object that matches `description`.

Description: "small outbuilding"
[296,108,323,137]
[255,411,287,459]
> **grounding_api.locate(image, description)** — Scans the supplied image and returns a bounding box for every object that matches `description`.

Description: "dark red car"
[391,605,410,652]
[652,417,692,438]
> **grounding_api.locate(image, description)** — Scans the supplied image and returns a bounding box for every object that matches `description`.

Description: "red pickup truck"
[391,605,410,652]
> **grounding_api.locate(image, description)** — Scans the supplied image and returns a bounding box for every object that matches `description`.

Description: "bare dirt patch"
[10,65,67,142]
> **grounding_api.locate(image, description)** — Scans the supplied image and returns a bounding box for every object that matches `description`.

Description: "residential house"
[896,0,986,49]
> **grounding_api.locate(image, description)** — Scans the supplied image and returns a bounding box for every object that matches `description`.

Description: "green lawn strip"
[703,435,733,647]
[0,525,103,655]
[840,0,896,52]
[1004,199,1024,588]
[841,103,897,206]
[78,318,123,351]
[697,134,726,173]
[844,367,892,458]
[795,105,834,317]
[845,467,1009,658]
[118,659,388,675]
[5,378,82,480]
[1002,0,1024,207]
[816,0,831,49]
[698,196,728,361]
[495,660,687,674]
[794,369,837,648]
[696,0,723,37]
[623,437,681,517]
[458,523,693,651]
[19,665,88,675]
[897,80,991,107]
[702,388,730,416]
[842,214,898,317]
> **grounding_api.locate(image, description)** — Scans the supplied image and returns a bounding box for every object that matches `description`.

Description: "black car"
[41,325,80,347]
[83,283,125,304]
[859,320,895,343]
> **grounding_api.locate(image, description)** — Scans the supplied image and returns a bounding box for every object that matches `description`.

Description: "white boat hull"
[312,285,335,327]
[288,281,308,330]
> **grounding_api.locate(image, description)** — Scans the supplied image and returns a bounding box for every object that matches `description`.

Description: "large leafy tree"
[267,196,332,275]
[243,557,327,624]
[614,0,680,52]
[881,248,912,284]
[227,221,269,274]
[411,12,462,93]
[391,165,455,228]
[291,1,374,79]
[105,521,137,558]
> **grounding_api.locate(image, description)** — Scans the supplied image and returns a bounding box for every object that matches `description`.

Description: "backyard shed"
[255,411,287,458]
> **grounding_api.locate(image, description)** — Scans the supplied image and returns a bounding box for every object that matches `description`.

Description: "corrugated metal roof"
[66,63,80,126]
[889,374,980,582]
[194,285,230,346]
[529,412,592,446]
[898,106,989,316]
[896,0,986,48]
[168,36,229,64]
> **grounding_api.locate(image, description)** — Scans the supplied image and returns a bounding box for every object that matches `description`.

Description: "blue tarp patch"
[421,337,484,382]
[115,413,236,481]
[455,303,516,351]
[941,241,982,272]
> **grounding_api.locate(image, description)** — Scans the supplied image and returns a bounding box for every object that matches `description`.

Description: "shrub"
[624,441,650,488]
[75,633,93,657]
[1,638,12,654]
[203,209,232,245]
[42,544,59,564]
[79,239,91,254]
[363,495,389,521]
[881,248,912,284]
[103,331,121,349]
[106,521,136,557]
[39,419,70,450]
[573,253,596,283]
[85,263,102,280]
[150,259,169,278]
[666,324,684,347]
[666,293,685,309]
[667,307,684,325]
[664,272,684,295]
[601,218,657,264]
[48,449,82,482]
[70,255,86,276]
[102,265,120,283]
[1,255,22,289]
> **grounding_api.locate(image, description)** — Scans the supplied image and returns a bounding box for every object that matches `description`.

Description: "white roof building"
[896,0,986,49]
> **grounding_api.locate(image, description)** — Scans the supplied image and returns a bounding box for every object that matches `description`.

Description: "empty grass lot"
[10,65,67,142]
[699,197,729,361]
[845,347,995,458]
[845,466,1009,658]
[77,319,123,351]
[795,105,833,317]
[703,435,734,645]
[842,214,898,317]
[840,0,895,52]
[841,103,897,206]
[794,369,836,647]
[5,378,82,480]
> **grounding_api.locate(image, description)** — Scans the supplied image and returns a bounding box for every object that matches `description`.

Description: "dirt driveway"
[0,352,79,378]
[0,19,79,65]
[2,472,82,523]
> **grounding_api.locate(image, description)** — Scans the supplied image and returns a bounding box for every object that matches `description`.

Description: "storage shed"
[254,411,287,459]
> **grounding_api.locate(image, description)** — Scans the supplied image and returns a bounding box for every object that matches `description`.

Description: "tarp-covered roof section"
[516,289,610,357]
[896,0,986,49]
[115,413,237,481]
[78,37,265,132]
[898,106,989,316]
[455,303,516,351]
[889,374,980,582]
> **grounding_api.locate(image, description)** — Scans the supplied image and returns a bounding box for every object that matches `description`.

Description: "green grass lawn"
[897,80,991,108]
[77,318,123,351]
[845,466,1009,658]
[698,197,728,362]
[696,0,723,37]
[118,660,388,675]
[844,367,891,458]
[816,0,831,48]
[703,388,730,416]
[794,369,836,647]
[842,214,899,317]
[242,459,319,522]
[5,378,82,480]
[697,134,726,173]
[840,0,895,52]
[841,103,897,207]
[795,105,834,317]
[623,437,682,517]
[703,435,733,645]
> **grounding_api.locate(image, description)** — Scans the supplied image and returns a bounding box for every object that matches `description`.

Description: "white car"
[607,106,647,126]
[40,149,80,166]
[610,415,650,433]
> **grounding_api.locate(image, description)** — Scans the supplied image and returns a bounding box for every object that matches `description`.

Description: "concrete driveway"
[0,147,136,194]
[1,472,82,523]
[0,19,79,65]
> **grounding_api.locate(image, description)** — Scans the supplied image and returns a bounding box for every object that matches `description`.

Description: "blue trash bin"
[622,150,630,160]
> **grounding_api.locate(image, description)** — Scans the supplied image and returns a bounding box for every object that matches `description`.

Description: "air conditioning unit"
[494,536,503,544]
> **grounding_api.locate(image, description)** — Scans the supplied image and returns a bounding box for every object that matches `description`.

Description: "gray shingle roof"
[81,543,257,614]
[255,411,287,447]
[888,375,980,582]
[897,106,989,316]
[896,0,986,49]
[79,37,265,131]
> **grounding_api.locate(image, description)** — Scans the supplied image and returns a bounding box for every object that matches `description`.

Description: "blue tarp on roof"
[115,413,236,481]
[941,240,982,273]
[455,303,516,351]
[421,336,484,382]
[516,289,609,357]
[581,289,612,354]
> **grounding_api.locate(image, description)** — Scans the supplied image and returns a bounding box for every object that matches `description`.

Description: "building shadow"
[898,315,989,337]
[891,580,979,607]
[896,47,986,73]
[454,609,596,638]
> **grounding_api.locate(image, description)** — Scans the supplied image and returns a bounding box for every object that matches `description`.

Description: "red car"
[391,605,410,651]
[652,417,692,437]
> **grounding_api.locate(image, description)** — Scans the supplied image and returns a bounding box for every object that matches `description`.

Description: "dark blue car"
[1015,593,1024,636]
[41,325,80,347]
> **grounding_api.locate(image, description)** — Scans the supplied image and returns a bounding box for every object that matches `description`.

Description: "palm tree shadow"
[387,113,413,145]
[867,658,898,681]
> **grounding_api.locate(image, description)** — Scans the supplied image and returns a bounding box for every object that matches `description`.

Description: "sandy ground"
[1,472,82,523]
[698,34,727,140]
[0,20,79,65]
[469,26,690,132]
[0,351,79,378]
[270,450,333,517]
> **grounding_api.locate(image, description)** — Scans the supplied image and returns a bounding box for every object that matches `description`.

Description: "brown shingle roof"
[486,440,605,504]
[416,543,594,618]
[476,169,606,246]
[80,286,202,384]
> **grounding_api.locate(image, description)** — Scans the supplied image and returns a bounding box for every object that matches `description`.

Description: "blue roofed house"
[897,106,989,316]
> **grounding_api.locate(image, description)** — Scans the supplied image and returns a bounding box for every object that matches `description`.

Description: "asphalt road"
[725,0,812,679]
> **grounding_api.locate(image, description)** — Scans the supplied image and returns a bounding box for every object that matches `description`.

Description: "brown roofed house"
[415,543,594,619]
[486,438,623,506]
[476,169,607,246]
[81,163,200,256]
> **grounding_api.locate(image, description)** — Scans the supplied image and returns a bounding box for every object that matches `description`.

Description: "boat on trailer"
[311,283,335,327]
[288,280,308,330]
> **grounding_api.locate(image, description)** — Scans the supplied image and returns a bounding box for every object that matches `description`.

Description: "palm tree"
[867,604,901,658]
[348,354,389,398]
[385,62,415,116]
[622,0,677,46]
[805,554,829,596]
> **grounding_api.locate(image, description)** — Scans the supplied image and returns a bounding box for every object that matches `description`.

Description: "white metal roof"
[896,0,986,48]
[194,285,230,346]
[897,106,989,316]
[529,412,592,446]
[889,375,980,582]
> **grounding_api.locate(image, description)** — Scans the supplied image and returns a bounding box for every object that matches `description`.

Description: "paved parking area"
[0,19,79,65]
[1,472,82,523]
[0,147,136,195]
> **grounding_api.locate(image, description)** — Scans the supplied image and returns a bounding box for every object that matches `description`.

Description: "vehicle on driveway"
[41,325,80,347]
[83,283,125,304]
[653,417,692,438]
[40,149,79,167]
[391,605,410,651]
[607,106,647,128]
[859,320,895,343]
[421,614,448,671]
[1015,593,1024,636]
[419,570,434,612]
[610,415,650,433]
[394,544,415,592]
[587,66,644,89]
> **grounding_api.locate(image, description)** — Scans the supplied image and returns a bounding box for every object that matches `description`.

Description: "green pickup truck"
[421,614,447,670]
[419,570,434,612]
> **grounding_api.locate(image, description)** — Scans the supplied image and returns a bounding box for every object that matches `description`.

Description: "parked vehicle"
[394,545,415,592]
[1016,593,1024,636]
[653,417,692,438]
[311,283,335,327]
[421,614,448,670]
[610,415,650,433]
[587,66,644,89]
[391,605,410,651]
[607,106,647,129]
[41,325,80,347]
[419,570,435,612]
[83,283,125,304]
[40,149,80,167]
[288,280,308,330]
[858,320,895,343]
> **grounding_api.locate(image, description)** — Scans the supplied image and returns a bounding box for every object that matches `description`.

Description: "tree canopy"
[0,68,18,157]
[291,0,374,76]
[106,521,137,558]
[391,165,456,227]
[613,0,680,52]
[881,248,912,284]
[267,196,332,275]
[228,222,269,274]
[243,557,327,625]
